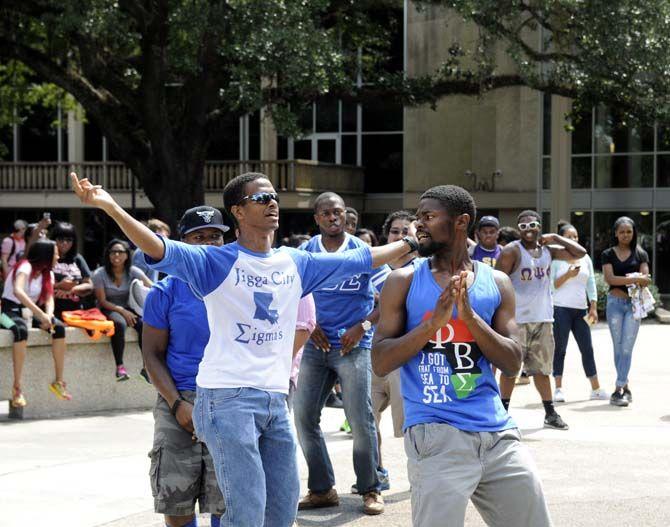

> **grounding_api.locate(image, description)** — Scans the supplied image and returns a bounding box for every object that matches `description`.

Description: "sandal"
[11,387,27,408]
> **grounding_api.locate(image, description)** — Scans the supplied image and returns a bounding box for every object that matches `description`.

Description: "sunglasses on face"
[389,228,409,236]
[238,192,279,206]
[109,250,127,255]
[518,221,541,231]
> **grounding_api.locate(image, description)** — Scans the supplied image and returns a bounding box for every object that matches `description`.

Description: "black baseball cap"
[178,206,230,237]
[477,215,500,229]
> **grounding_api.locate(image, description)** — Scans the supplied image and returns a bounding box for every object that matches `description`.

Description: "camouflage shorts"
[518,322,555,376]
[148,391,225,516]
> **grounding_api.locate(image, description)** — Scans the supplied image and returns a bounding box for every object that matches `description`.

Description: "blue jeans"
[552,306,597,378]
[293,345,380,494]
[606,295,641,388]
[193,387,299,527]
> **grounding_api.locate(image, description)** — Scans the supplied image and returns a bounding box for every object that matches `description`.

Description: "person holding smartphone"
[550,222,608,403]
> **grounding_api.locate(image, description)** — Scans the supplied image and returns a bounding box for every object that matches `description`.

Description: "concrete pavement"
[1,322,669,526]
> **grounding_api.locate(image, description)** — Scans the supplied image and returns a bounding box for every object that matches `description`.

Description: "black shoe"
[623,388,633,403]
[544,412,569,430]
[139,368,152,385]
[325,392,343,409]
[610,390,629,407]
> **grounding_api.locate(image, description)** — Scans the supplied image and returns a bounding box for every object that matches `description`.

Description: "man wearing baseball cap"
[142,206,229,527]
[1,219,28,280]
[470,215,502,268]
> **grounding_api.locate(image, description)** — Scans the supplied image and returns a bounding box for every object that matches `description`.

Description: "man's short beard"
[418,240,447,257]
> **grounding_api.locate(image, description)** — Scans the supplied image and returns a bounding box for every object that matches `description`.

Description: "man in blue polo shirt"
[294,192,384,516]
[143,206,228,527]
[70,172,416,527]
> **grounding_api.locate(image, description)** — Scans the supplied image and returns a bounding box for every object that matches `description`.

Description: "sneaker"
[589,388,609,400]
[325,391,344,409]
[49,381,72,401]
[340,419,351,433]
[623,388,633,403]
[362,491,384,515]
[298,488,339,510]
[11,387,27,408]
[610,390,629,407]
[139,368,152,384]
[116,365,130,381]
[516,372,531,385]
[351,468,390,494]
[544,412,569,430]
[553,388,566,403]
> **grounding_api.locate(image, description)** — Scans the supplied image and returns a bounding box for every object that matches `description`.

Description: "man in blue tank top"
[372,185,552,527]
[496,210,586,431]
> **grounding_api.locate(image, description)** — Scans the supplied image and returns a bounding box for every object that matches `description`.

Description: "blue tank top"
[401,259,515,432]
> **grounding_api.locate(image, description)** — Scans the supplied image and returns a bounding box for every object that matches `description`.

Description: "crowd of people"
[0,171,654,527]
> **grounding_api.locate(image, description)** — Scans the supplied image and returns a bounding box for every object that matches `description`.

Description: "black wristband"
[170,395,186,417]
[402,235,419,253]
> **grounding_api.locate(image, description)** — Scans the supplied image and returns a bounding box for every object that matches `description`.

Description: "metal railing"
[0,160,364,194]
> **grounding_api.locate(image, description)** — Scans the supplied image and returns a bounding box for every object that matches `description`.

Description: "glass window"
[362,134,402,192]
[543,94,551,156]
[207,114,240,160]
[342,102,357,133]
[294,139,311,160]
[594,106,653,154]
[571,109,592,154]
[595,155,653,188]
[657,154,670,187]
[569,211,592,255]
[297,104,313,132]
[277,136,288,160]
[342,135,357,165]
[656,211,670,293]
[657,124,670,152]
[542,157,551,190]
[362,99,402,132]
[248,111,260,160]
[316,139,336,164]
[592,211,653,270]
[84,121,103,161]
[315,98,339,133]
[19,106,59,161]
[571,157,591,189]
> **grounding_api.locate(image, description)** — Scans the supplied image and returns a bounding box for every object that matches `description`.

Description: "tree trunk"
[138,152,207,234]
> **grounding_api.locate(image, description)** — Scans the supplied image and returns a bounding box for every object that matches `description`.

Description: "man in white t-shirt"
[70,171,418,527]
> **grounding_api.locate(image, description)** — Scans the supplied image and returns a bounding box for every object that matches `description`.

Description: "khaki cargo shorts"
[371,369,404,438]
[148,391,225,516]
[518,322,555,376]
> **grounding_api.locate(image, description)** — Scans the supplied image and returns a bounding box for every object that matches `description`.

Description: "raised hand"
[428,276,458,332]
[70,172,116,211]
[454,271,475,322]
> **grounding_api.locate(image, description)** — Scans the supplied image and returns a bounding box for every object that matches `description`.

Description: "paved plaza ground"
[1,322,669,526]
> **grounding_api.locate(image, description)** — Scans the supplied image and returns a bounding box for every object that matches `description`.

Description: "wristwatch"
[402,235,419,253]
[361,320,373,332]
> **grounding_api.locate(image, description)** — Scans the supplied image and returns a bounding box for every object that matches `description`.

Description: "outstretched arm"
[70,173,165,261]
[369,239,416,269]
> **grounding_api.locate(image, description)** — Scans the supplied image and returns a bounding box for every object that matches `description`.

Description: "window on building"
[18,106,63,162]
[569,211,592,256]
[362,134,402,193]
[656,211,670,294]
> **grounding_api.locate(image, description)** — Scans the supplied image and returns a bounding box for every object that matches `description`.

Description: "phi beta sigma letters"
[418,313,483,401]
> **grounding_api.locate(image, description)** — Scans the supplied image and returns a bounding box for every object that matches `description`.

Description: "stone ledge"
[654,307,670,324]
[0,327,152,420]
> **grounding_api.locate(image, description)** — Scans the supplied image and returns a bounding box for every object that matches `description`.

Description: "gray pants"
[405,423,552,527]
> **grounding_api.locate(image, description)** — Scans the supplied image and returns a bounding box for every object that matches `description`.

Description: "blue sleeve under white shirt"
[301,233,379,349]
[146,238,372,393]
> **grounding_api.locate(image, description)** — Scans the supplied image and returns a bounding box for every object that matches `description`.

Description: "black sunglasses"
[238,192,279,205]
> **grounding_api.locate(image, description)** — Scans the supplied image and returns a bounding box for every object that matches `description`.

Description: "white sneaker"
[590,388,609,400]
[553,388,566,403]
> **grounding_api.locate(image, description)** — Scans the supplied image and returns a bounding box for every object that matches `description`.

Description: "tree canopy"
[1,0,670,222]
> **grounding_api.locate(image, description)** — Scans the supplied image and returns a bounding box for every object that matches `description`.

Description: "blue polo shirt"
[143,276,209,392]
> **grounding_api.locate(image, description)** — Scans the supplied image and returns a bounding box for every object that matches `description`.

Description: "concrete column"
[550,96,572,229]
[67,109,85,163]
[260,108,277,161]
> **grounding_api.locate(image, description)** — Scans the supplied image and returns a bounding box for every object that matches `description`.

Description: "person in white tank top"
[495,210,586,431]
